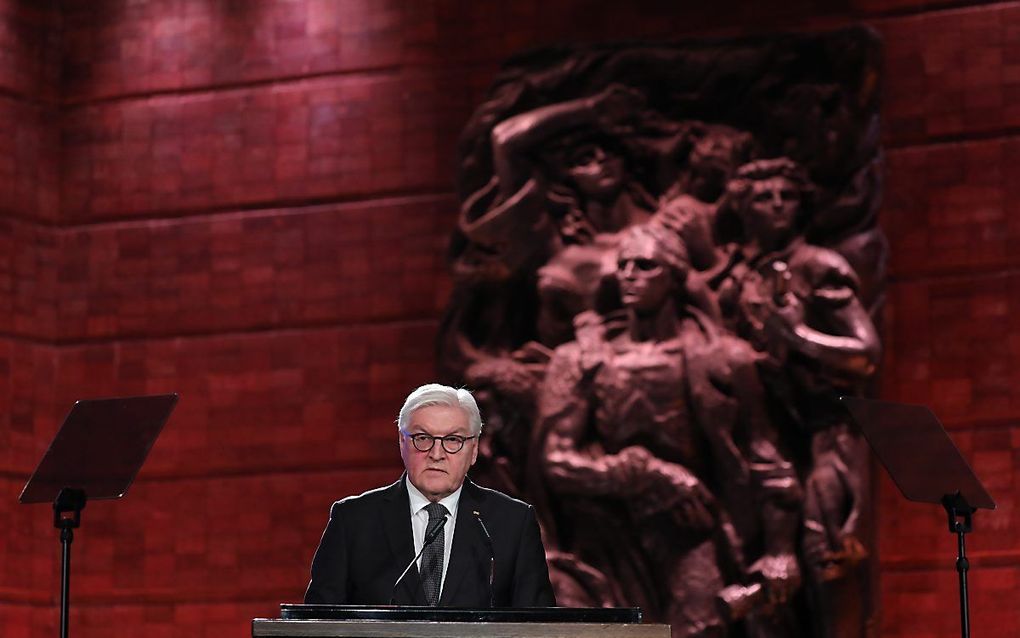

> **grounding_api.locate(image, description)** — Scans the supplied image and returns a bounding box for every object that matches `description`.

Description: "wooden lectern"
[252,605,670,638]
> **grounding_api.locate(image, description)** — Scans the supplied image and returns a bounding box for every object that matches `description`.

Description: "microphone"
[389,513,448,604]
[473,510,495,608]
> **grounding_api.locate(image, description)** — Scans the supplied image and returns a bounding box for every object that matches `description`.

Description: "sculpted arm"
[781,296,879,377]
[767,252,880,378]
[491,85,642,201]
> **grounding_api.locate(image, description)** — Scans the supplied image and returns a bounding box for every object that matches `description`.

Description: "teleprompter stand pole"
[840,397,996,638]
[54,488,87,638]
[19,394,179,638]
[942,491,975,638]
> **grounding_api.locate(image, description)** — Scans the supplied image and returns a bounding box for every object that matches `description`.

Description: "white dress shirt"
[406,480,461,597]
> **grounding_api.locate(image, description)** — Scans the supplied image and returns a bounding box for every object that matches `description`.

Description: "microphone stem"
[473,511,496,608]
[389,515,448,605]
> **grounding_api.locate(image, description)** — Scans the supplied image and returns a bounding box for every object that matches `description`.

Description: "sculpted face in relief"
[616,233,674,315]
[744,175,800,251]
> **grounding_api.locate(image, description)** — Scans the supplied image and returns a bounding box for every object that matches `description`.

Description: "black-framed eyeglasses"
[401,431,479,454]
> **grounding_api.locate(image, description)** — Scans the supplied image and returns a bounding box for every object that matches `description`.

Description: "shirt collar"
[406,476,463,520]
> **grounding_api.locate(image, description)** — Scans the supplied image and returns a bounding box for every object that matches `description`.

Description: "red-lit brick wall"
[0,1,62,636]
[0,1,1017,637]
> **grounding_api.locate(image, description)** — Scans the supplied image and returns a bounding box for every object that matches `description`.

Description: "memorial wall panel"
[61,0,408,100]
[884,139,1020,278]
[53,197,454,339]
[59,73,463,221]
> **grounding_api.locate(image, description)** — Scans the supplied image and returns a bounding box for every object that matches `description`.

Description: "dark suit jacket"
[304,475,556,607]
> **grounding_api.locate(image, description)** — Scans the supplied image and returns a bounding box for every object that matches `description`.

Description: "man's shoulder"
[330,478,402,514]
[465,479,534,516]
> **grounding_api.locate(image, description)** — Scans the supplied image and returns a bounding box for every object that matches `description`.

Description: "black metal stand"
[53,488,87,638]
[19,395,178,638]
[942,492,975,638]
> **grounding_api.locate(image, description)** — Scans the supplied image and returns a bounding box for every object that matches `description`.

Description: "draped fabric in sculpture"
[439,29,885,637]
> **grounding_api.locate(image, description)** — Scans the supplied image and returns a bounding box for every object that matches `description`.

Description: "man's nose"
[771,190,784,208]
[428,440,447,459]
[620,261,636,278]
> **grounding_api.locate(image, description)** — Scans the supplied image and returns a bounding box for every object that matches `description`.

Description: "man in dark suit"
[305,383,556,607]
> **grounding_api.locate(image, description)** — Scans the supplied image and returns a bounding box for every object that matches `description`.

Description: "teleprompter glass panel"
[20,394,178,504]
[841,396,994,510]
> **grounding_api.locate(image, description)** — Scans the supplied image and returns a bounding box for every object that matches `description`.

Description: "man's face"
[616,235,673,314]
[399,404,478,501]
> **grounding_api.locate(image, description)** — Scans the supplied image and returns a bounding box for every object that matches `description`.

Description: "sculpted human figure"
[676,123,755,204]
[538,224,802,637]
[453,83,656,284]
[443,85,666,495]
[652,123,755,273]
[714,158,881,635]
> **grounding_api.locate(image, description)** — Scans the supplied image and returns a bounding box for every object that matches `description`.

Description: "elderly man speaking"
[304,383,556,607]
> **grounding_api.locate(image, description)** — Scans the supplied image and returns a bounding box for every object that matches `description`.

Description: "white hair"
[397,383,483,435]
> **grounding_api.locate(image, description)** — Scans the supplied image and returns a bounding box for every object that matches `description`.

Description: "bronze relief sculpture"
[440,28,884,637]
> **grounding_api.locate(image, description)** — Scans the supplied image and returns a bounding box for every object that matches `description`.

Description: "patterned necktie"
[420,502,448,606]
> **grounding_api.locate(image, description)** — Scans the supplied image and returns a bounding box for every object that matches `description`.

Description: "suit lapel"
[439,479,486,606]
[382,474,427,605]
